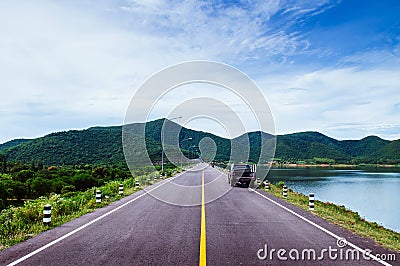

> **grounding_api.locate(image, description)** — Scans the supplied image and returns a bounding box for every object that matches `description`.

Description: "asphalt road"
[1,164,399,265]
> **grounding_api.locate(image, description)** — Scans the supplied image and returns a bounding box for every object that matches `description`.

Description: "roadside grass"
[0,170,178,250]
[262,182,400,252]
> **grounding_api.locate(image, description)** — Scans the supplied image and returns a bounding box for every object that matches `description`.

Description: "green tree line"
[0,160,132,210]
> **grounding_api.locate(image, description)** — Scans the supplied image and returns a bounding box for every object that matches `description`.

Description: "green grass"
[262,182,400,252]
[0,171,174,250]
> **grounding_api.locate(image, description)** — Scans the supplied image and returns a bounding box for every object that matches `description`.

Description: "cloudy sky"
[1,0,400,143]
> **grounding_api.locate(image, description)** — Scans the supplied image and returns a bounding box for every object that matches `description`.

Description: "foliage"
[0,163,179,249]
[0,139,31,152]
[0,163,134,211]
[313,157,335,164]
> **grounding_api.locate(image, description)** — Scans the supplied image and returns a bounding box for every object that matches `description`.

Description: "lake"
[265,167,400,232]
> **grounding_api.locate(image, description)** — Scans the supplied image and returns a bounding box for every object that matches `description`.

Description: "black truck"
[228,164,255,187]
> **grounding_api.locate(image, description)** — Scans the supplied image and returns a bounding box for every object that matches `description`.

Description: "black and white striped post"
[43,204,51,225]
[282,185,288,198]
[119,184,123,195]
[251,164,257,176]
[154,174,158,181]
[135,179,140,188]
[96,190,102,203]
[309,193,315,211]
[264,180,270,190]
[251,164,257,186]
[147,177,151,184]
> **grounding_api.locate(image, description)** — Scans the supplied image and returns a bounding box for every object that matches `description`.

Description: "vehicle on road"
[228,164,255,187]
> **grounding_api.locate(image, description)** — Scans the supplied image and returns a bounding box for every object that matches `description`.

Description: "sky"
[1,0,400,143]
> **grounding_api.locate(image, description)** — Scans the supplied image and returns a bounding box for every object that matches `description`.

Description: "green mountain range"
[1,119,399,166]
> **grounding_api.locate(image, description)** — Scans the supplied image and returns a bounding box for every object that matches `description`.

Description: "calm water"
[266,168,400,232]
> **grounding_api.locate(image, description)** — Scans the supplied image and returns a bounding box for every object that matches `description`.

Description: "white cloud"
[261,65,400,140]
[3,0,397,144]
[0,0,336,143]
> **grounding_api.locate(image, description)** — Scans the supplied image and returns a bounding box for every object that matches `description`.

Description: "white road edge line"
[253,189,391,266]
[8,172,185,266]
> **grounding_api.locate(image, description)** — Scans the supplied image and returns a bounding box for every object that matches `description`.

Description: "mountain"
[1,119,399,166]
[3,127,125,166]
[2,120,230,166]
[376,140,400,162]
[0,139,31,152]
[340,136,390,158]
[275,132,348,161]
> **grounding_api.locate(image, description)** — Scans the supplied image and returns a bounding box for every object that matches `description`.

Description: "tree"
[0,154,7,173]
[30,159,36,171]
[30,177,53,197]
[51,179,68,194]
[0,179,21,209]
[37,159,44,170]
[91,167,111,179]
[72,173,97,191]
[0,181,8,209]
[14,170,35,183]
[8,180,28,200]
[61,185,76,194]
[313,157,335,164]
[0,180,11,200]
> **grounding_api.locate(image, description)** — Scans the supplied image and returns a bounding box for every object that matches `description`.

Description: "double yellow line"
[199,169,206,266]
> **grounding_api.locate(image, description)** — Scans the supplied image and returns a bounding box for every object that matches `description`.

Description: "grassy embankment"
[262,182,400,252]
[0,171,175,250]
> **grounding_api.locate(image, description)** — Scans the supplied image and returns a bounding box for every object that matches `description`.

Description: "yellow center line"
[199,169,207,266]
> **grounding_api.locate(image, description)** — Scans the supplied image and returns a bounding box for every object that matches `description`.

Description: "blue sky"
[1,0,399,143]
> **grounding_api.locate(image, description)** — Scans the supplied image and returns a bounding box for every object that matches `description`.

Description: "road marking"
[253,190,391,266]
[199,169,207,266]
[7,172,185,266]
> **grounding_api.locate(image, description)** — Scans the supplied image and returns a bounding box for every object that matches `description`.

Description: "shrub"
[276,181,285,188]
[61,185,76,194]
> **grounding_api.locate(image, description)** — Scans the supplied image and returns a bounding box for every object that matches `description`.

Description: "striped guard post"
[119,184,123,195]
[43,204,51,225]
[283,185,288,198]
[147,177,151,184]
[252,165,257,185]
[135,180,140,188]
[96,190,102,203]
[154,174,158,180]
[264,180,270,190]
[309,193,315,211]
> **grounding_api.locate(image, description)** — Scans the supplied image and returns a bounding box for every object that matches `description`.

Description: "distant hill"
[340,136,390,158]
[0,139,31,152]
[2,119,399,166]
[4,127,125,166]
[275,132,348,161]
[376,140,400,162]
